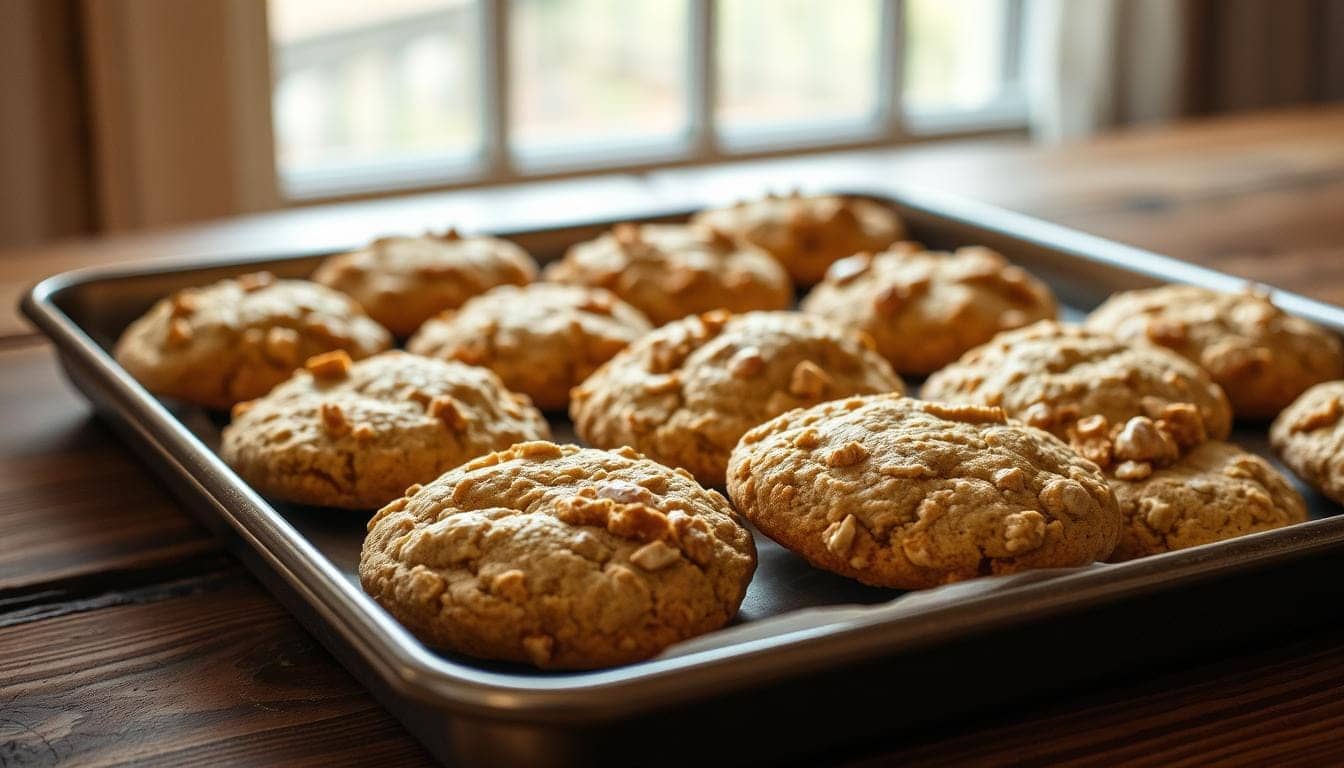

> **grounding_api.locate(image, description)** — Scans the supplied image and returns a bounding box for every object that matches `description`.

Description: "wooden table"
[6,107,1344,766]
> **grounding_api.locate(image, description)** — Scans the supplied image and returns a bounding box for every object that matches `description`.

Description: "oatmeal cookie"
[312,230,537,337]
[114,271,392,409]
[921,321,1233,452]
[1271,380,1344,505]
[1086,284,1344,419]
[407,284,652,411]
[1106,439,1306,561]
[691,192,906,285]
[726,394,1120,588]
[221,350,549,509]
[570,310,904,487]
[544,223,791,326]
[359,441,757,669]
[801,245,1057,374]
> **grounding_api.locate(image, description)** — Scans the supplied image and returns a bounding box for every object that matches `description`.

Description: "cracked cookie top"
[570,310,904,487]
[1086,284,1344,419]
[358,441,757,669]
[726,394,1120,589]
[691,193,906,285]
[1106,440,1306,562]
[922,321,1233,448]
[544,222,792,326]
[801,245,1058,374]
[114,271,393,410]
[312,230,537,337]
[220,350,549,510]
[407,283,652,411]
[1271,380,1344,505]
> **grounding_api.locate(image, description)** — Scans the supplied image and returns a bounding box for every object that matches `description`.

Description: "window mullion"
[1002,0,1026,87]
[481,0,512,181]
[879,0,907,140]
[688,0,717,162]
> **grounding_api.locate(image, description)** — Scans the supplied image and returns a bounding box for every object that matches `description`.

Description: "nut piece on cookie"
[220,350,549,509]
[801,245,1058,375]
[544,222,792,326]
[407,283,652,411]
[570,310,904,487]
[114,273,393,410]
[922,321,1233,448]
[1271,380,1344,505]
[691,192,907,285]
[358,442,757,669]
[1106,440,1306,562]
[312,231,538,337]
[726,394,1121,589]
[1086,284,1344,420]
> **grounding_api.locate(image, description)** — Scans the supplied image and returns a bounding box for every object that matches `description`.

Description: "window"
[510,0,690,163]
[716,0,883,145]
[269,0,1025,199]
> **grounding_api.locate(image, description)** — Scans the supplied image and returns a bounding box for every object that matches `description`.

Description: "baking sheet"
[24,186,1344,766]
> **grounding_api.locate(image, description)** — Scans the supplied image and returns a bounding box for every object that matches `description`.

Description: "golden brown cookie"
[359,441,757,669]
[801,245,1058,375]
[570,310,904,487]
[312,230,537,337]
[1086,285,1344,419]
[407,284,651,411]
[1271,380,1344,505]
[726,395,1120,589]
[691,192,906,285]
[114,271,392,410]
[1106,439,1306,562]
[922,322,1233,454]
[544,223,792,326]
[220,350,549,510]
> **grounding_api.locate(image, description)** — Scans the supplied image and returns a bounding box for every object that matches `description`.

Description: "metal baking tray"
[23,185,1344,767]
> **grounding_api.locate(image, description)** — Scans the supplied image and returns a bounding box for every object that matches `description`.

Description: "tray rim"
[21,182,1344,725]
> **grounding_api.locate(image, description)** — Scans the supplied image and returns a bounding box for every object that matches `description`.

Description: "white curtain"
[1023,0,1187,141]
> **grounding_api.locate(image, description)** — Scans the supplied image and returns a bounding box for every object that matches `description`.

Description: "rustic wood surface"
[5,107,1344,766]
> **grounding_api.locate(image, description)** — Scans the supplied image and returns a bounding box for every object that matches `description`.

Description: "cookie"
[1270,380,1344,505]
[801,245,1057,375]
[220,350,549,510]
[114,271,393,409]
[359,441,757,669]
[1085,285,1344,419]
[407,284,651,411]
[921,321,1233,454]
[691,192,906,285]
[726,395,1120,588]
[544,223,792,326]
[312,230,537,337]
[570,310,904,487]
[1106,439,1306,562]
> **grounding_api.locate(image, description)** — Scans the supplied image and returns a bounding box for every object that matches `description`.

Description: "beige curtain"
[82,0,278,233]
[0,0,276,249]
[1025,0,1344,142]
[0,0,92,248]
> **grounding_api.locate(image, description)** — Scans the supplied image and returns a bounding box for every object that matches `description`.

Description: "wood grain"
[0,578,433,767]
[848,624,1344,767]
[0,343,217,592]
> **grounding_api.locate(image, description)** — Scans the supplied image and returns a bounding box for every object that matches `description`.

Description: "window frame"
[273,0,1028,202]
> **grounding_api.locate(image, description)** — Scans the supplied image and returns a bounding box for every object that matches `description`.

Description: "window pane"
[269,0,481,186]
[716,0,882,135]
[904,0,1011,112]
[510,0,689,157]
